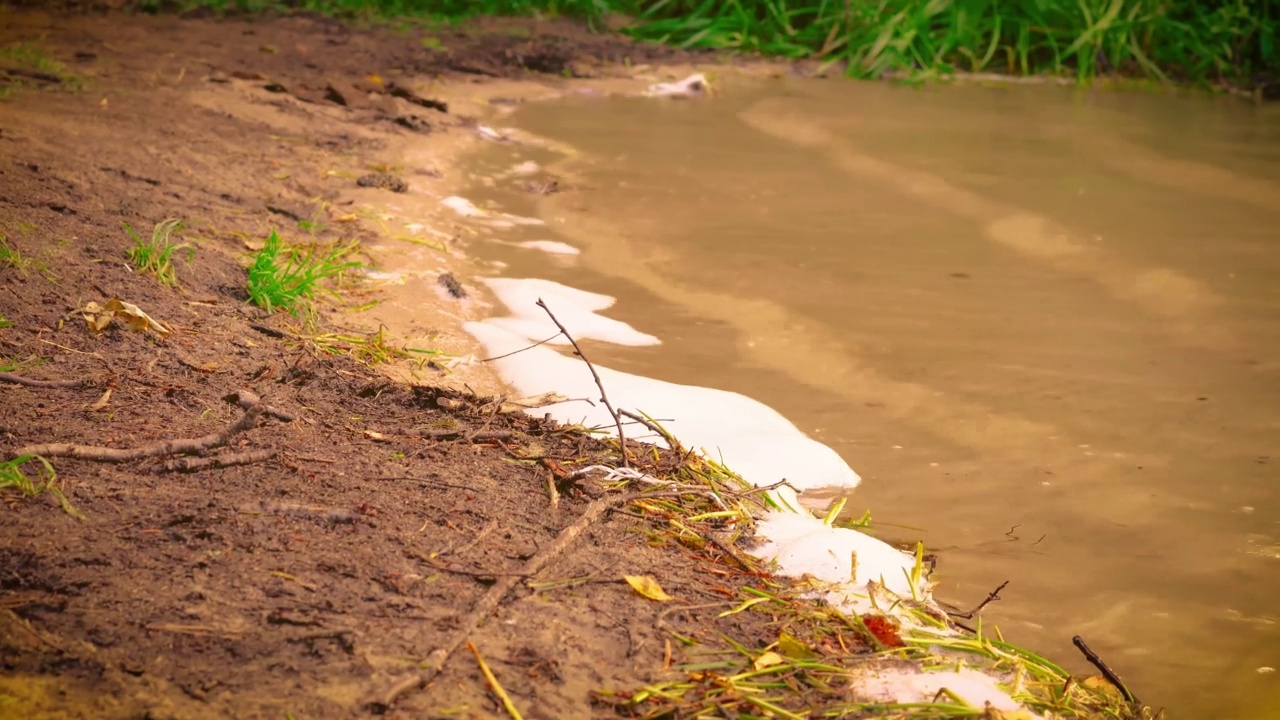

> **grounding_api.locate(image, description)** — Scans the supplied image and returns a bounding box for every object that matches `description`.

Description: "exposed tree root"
[162,448,277,473]
[0,372,95,389]
[12,404,265,461]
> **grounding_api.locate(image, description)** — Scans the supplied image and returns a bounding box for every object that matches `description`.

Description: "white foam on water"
[465,320,856,493]
[509,160,542,176]
[441,196,486,217]
[442,196,545,227]
[481,277,659,347]
[752,511,916,598]
[364,269,407,283]
[516,240,581,255]
[466,277,1036,715]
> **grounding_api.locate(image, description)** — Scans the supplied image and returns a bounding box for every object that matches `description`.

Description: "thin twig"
[468,642,525,720]
[1073,635,1139,704]
[481,332,562,362]
[162,448,276,472]
[13,405,265,461]
[0,372,95,389]
[535,298,628,468]
[410,552,533,578]
[370,490,645,710]
[440,519,500,558]
[406,427,514,441]
[946,580,1009,620]
[464,400,504,443]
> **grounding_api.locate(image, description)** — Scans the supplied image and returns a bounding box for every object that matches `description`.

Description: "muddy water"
[462,80,1280,717]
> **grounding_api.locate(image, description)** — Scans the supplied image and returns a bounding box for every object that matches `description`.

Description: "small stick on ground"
[162,448,277,473]
[12,404,265,461]
[408,427,514,441]
[371,490,644,710]
[440,518,499,558]
[535,298,628,468]
[1073,635,1139,705]
[464,399,504,443]
[468,642,525,720]
[0,372,95,389]
[947,580,1009,620]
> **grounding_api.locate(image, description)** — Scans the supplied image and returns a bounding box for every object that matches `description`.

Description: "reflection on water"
[463,79,1280,718]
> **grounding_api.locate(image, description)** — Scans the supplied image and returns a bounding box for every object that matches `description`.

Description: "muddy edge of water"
[457,79,1280,719]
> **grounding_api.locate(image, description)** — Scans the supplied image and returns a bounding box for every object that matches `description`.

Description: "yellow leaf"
[366,74,384,85]
[752,651,785,670]
[624,575,673,602]
[336,213,359,223]
[777,633,817,660]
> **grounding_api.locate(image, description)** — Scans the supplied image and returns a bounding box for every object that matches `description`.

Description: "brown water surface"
[464,79,1280,718]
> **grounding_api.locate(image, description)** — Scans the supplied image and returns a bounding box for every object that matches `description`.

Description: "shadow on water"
[462,78,1280,719]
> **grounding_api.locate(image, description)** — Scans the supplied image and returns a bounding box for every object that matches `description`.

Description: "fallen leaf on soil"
[82,299,171,337]
[752,651,785,670]
[624,575,673,602]
[777,632,818,660]
[363,430,388,442]
[87,388,112,411]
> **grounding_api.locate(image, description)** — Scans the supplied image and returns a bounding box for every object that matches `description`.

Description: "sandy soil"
[0,10,802,719]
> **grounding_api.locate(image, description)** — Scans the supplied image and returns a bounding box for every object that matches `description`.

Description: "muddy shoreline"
[0,9,1148,719]
[0,10,811,719]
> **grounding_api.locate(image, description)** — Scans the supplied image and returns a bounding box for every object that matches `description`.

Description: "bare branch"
[0,372,95,389]
[13,405,265,461]
[535,298,629,467]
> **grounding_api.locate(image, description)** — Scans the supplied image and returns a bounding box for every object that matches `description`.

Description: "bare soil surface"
[0,11,799,719]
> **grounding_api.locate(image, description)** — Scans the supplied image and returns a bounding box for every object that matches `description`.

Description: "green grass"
[0,232,32,274]
[125,219,191,287]
[0,455,83,520]
[246,230,361,315]
[120,0,1278,89]
[0,42,87,92]
[625,0,1278,85]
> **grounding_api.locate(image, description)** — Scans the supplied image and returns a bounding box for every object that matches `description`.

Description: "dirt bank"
[0,10,790,719]
[0,9,1150,720]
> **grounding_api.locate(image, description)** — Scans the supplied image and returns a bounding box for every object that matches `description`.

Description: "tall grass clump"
[126,219,191,286]
[115,0,1278,88]
[625,0,1278,86]
[0,455,83,519]
[246,230,360,315]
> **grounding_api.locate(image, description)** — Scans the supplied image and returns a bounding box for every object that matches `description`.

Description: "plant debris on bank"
[0,7,1152,720]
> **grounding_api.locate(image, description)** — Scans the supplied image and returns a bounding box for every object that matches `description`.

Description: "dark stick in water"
[1072,635,1139,704]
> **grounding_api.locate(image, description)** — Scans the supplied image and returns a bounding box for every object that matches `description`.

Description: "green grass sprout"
[246,230,361,315]
[125,219,191,287]
[0,454,83,520]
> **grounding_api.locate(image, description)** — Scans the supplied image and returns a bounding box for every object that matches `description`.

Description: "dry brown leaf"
[87,388,112,411]
[624,575,673,602]
[105,299,171,336]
